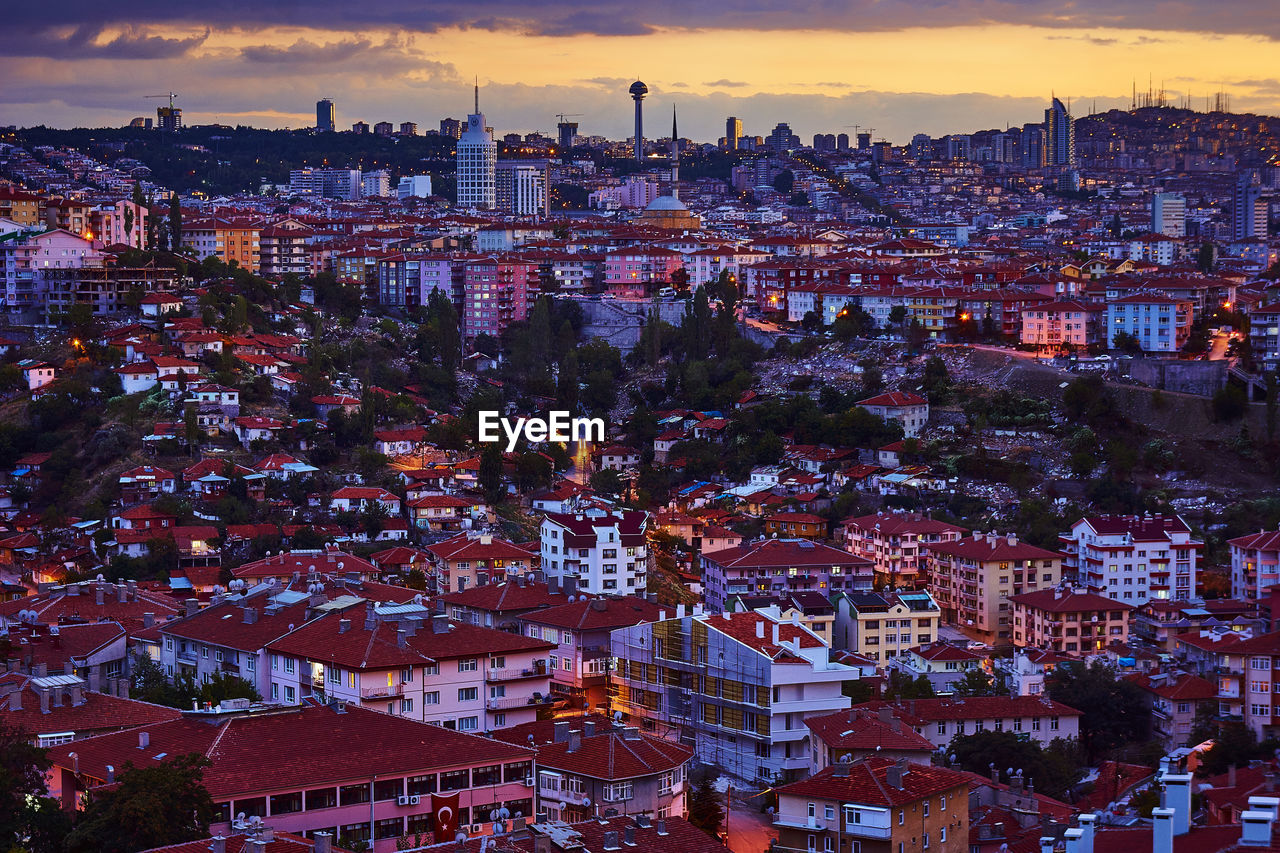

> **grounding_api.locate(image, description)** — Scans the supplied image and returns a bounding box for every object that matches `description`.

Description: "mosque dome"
[645,195,688,212]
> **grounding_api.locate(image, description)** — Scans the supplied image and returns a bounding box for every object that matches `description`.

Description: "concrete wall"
[1130,359,1227,397]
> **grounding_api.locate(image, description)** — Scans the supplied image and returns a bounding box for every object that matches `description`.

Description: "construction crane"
[556,113,583,123]
[146,92,179,109]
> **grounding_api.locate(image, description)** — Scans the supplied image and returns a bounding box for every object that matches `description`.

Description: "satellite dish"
[490,809,499,822]
[492,822,504,835]
[455,832,468,843]
[499,807,510,820]
[582,796,592,807]
[614,710,623,721]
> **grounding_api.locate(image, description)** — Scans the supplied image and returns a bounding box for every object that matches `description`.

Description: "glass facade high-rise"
[1044,97,1075,167]
[457,88,497,210]
[315,99,335,133]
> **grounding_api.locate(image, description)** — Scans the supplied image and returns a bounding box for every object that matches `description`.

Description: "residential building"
[1151,192,1187,238]
[773,758,970,853]
[831,590,941,662]
[1234,170,1268,240]
[494,716,694,822]
[700,539,874,612]
[1060,514,1201,605]
[462,256,538,340]
[839,512,967,589]
[1009,587,1135,652]
[1104,294,1194,353]
[1125,671,1217,749]
[1230,528,1280,600]
[802,707,937,773]
[888,641,986,694]
[1044,97,1075,167]
[265,608,556,731]
[425,532,538,594]
[728,594,838,647]
[1019,301,1101,350]
[924,533,1065,644]
[540,509,649,596]
[992,648,1070,696]
[397,175,434,200]
[495,161,549,217]
[763,512,826,540]
[610,608,855,785]
[855,695,1082,750]
[1248,303,1280,372]
[515,595,662,710]
[45,701,536,853]
[288,169,362,201]
[259,221,313,279]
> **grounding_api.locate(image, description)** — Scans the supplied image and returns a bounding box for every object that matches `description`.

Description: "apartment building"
[45,701,536,853]
[840,512,967,589]
[803,707,937,772]
[1009,587,1135,652]
[1125,671,1218,750]
[857,695,1082,750]
[1229,528,1280,600]
[889,641,986,694]
[1103,294,1193,352]
[264,608,555,732]
[610,608,854,785]
[495,716,694,822]
[540,509,649,596]
[185,217,261,272]
[855,391,930,438]
[1248,303,1280,372]
[1060,514,1201,605]
[1019,301,1101,350]
[1209,632,1280,741]
[424,531,538,594]
[515,595,663,710]
[924,533,1064,644]
[701,538,874,611]
[774,759,970,853]
[462,256,539,339]
[831,590,941,662]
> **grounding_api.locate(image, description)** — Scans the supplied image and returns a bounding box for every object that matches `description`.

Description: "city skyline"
[4,7,1280,142]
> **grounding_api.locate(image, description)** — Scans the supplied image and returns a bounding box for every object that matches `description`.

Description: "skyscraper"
[557,121,578,161]
[316,99,335,133]
[1234,170,1268,240]
[457,83,497,209]
[630,80,648,161]
[726,116,743,150]
[496,161,549,217]
[1044,97,1075,167]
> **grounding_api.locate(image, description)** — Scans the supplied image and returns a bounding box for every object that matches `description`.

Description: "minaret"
[670,104,680,200]
[629,80,648,162]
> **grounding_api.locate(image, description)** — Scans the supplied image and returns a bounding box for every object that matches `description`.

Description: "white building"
[396,175,434,200]
[457,103,497,210]
[1151,192,1187,238]
[287,168,362,200]
[496,161,549,218]
[855,391,929,438]
[540,509,649,595]
[361,170,391,198]
[1059,514,1201,604]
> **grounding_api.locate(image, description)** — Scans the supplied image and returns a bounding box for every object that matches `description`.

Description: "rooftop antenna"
[474,76,479,114]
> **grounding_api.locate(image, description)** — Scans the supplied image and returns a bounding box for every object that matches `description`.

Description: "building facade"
[540,510,649,596]
[1060,514,1201,605]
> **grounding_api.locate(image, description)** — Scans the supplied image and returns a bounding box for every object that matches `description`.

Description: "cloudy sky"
[3,1,1280,143]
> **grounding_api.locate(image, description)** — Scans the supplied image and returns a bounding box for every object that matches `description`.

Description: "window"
[922,832,929,849]
[940,795,946,811]
[1050,717,1059,731]
[898,810,905,826]
[284,658,296,674]
[808,803,816,819]
[458,687,478,702]
[284,686,295,703]
[923,800,930,817]
[375,817,404,841]
[440,769,470,791]
[940,827,946,842]
[327,667,341,684]
[459,658,478,672]
[424,691,440,705]
[459,716,479,731]
[825,804,835,820]
[305,788,337,810]
[401,698,414,714]
[340,783,371,806]
[605,781,633,802]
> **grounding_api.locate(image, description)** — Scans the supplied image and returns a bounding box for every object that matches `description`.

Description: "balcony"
[361,683,405,699]
[176,650,197,666]
[488,665,548,682]
[486,695,542,711]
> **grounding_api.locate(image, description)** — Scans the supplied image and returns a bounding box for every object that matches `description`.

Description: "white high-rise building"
[456,84,497,210]
[361,170,391,198]
[1151,192,1186,237]
[396,175,434,200]
[495,161,549,217]
[539,509,649,595]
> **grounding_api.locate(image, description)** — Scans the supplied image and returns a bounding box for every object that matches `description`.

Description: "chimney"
[1230,765,1238,788]
[756,620,765,639]
[568,730,582,753]
[1153,808,1175,853]
[242,607,258,625]
[105,764,114,783]
[1077,813,1097,853]
[7,690,20,711]
[313,833,332,853]
[70,684,85,706]
[139,731,150,749]
[1241,810,1274,847]
[210,837,226,853]
[185,598,199,616]
[623,826,636,846]
[1247,796,1280,822]
[1039,838,1055,853]
[143,612,155,628]
[339,619,351,634]
[602,831,620,851]
[1160,772,1193,836]
[38,688,49,714]
[1064,827,1084,853]
[431,614,451,633]
[886,760,905,789]
[554,721,570,743]
[656,820,667,836]
[117,585,127,604]
[397,629,407,649]
[584,721,597,738]
[623,726,640,741]
[116,677,130,700]
[95,585,104,605]
[772,623,780,645]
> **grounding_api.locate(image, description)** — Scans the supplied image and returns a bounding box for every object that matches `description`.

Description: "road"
[1207,331,1231,361]
[726,794,778,853]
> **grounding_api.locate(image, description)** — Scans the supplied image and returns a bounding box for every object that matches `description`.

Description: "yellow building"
[0,186,43,226]
[833,590,941,662]
[925,533,1064,645]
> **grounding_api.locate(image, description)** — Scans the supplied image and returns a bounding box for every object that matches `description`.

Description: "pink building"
[602,247,685,296]
[45,701,536,852]
[462,256,539,340]
[266,609,556,731]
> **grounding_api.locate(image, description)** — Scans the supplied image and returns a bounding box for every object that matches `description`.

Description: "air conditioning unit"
[409,795,421,806]
[525,776,536,787]
[396,795,410,806]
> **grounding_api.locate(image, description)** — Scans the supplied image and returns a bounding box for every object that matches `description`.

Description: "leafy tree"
[1046,660,1148,762]
[122,205,135,245]
[1195,722,1278,777]
[922,356,950,403]
[1196,243,1215,274]
[0,722,70,853]
[951,668,1008,697]
[1112,331,1143,355]
[479,444,505,505]
[686,773,724,838]
[946,730,1084,801]
[883,670,934,700]
[771,169,794,194]
[405,568,427,591]
[589,468,625,497]
[168,193,183,251]
[888,305,907,333]
[65,755,216,853]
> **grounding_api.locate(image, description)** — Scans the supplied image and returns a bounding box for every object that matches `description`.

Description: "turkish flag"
[433,792,461,839]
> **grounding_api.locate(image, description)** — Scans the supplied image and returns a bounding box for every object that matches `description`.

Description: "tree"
[65,755,216,853]
[0,722,70,853]
[951,668,1009,697]
[883,670,934,700]
[946,730,1084,801]
[589,468,625,497]
[1046,660,1148,762]
[771,169,794,194]
[168,193,183,252]
[686,774,724,838]
[122,205,135,246]
[1196,243,1215,274]
[888,305,907,334]
[478,444,505,505]
[1112,331,1143,355]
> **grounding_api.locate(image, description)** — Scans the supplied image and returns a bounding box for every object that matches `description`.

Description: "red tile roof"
[853,695,1081,724]
[46,702,533,799]
[1229,529,1280,552]
[439,580,568,613]
[1008,588,1136,613]
[519,596,664,632]
[777,758,969,807]
[925,534,1063,563]
[857,391,928,407]
[139,831,354,853]
[0,673,181,735]
[232,550,377,580]
[702,611,825,657]
[701,538,872,570]
[493,715,693,780]
[803,708,937,752]
[0,583,180,635]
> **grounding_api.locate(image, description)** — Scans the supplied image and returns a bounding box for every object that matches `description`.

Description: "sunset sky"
[4,1,1280,143]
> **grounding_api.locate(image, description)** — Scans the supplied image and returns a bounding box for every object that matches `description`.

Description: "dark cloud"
[0,23,208,59]
[705,79,749,88]
[1,0,1279,42]
[241,37,375,64]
